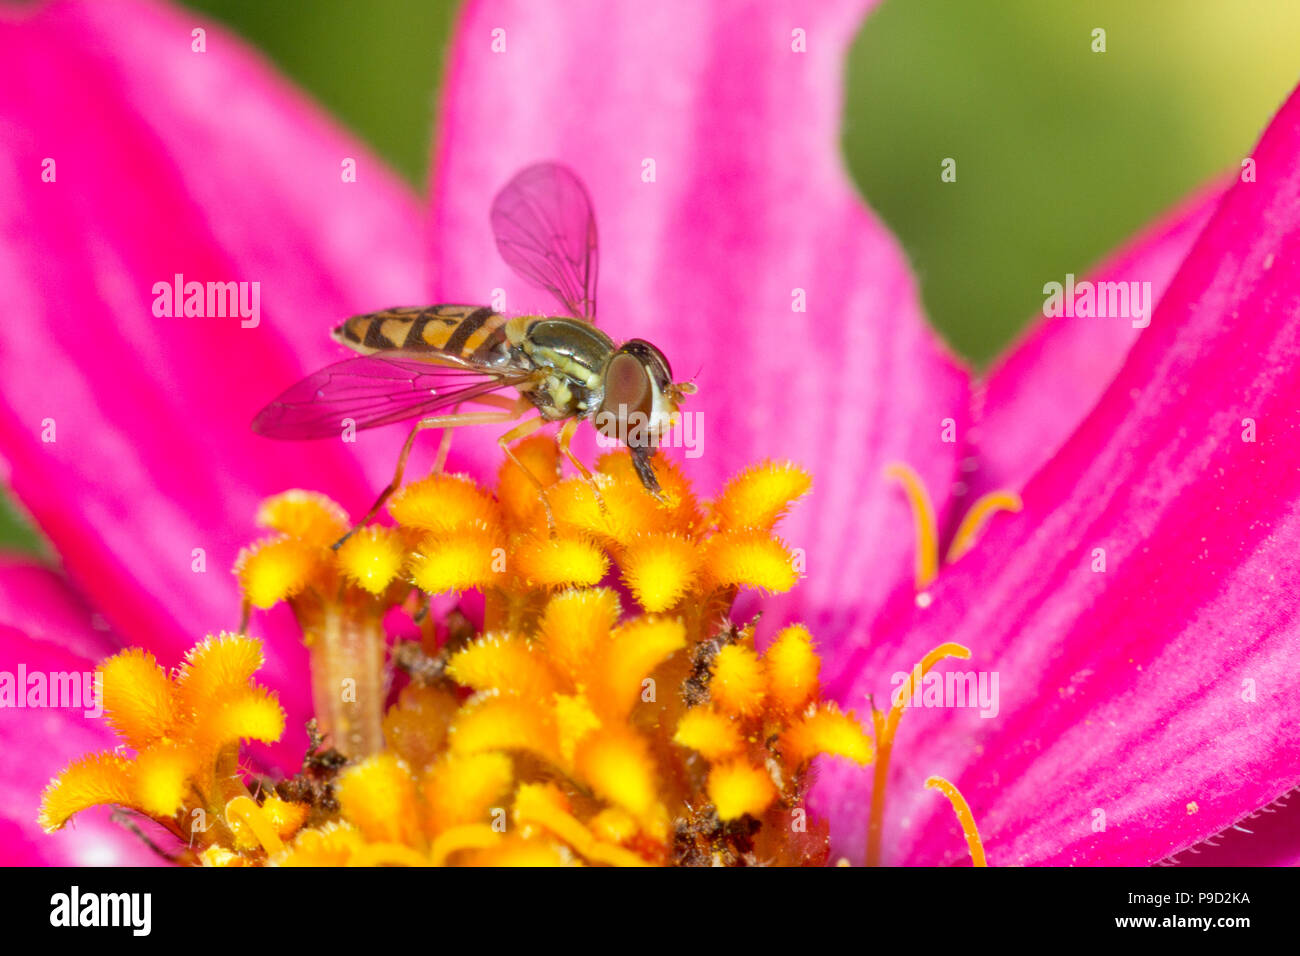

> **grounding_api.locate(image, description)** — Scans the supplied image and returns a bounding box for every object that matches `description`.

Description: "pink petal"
[431,0,970,639]
[0,566,159,864]
[0,556,121,662]
[0,0,427,740]
[966,182,1224,501]
[816,82,1300,866]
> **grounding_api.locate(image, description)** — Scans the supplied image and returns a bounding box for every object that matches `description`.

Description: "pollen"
[46,439,888,866]
[673,707,744,759]
[782,704,874,767]
[619,533,701,611]
[256,490,350,546]
[708,758,778,821]
[409,526,503,595]
[335,525,405,594]
[763,624,820,715]
[234,535,325,609]
[514,534,609,588]
[39,635,296,861]
[389,472,499,533]
[712,461,812,532]
[710,644,767,716]
[703,530,799,593]
[98,649,176,749]
[446,633,561,700]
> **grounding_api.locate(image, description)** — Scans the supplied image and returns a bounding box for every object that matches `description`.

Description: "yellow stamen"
[707,759,778,822]
[884,463,939,589]
[866,641,971,867]
[225,796,285,856]
[925,775,987,867]
[514,784,650,867]
[429,824,502,866]
[349,842,433,867]
[44,442,894,867]
[945,490,1023,564]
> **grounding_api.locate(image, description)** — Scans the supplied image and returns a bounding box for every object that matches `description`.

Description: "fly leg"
[333,405,526,550]
[557,417,608,514]
[497,414,561,534]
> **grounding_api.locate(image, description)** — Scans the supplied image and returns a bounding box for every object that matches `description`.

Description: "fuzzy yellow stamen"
[945,490,1023,563]
[448,694,562,765]
[710,644,767,716]
[763,624,820,714]
[591,617,686,718]
[235,535,325,608]
[429,824,501,866]
[335,525,405,594]
[552,693,602,760]
[446,633,561,701]
[176,634,265,709]
[573,728,664,826]
[925,775,987,867]
[781,704,873,767]
[550,476,661,546]
[133,747,191,817]
[388,473,499,533]
[256,490,350,546]
[38,754,132,832]
[408,527,502,595]
[98,649,176,749]
[865,641,972,867]
[335,754,423,847]
[536,588,621,682]
[713,461,812,531]
[514,783,650,867]
[422,752,513,835]
[514,534,609,588]
[619,533,701,611]
[39,637,287,862]
[704,531,799,593]
[672,707,744,759]
[47,441,909,867]
[707,758,778,821]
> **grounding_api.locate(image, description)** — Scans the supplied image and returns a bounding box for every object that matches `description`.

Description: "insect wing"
[490,162,598,321]
[251,355,526,440]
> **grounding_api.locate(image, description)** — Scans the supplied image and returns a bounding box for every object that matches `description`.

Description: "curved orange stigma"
[887,463,1023,590]
[884,463,939,589]
[865,641,971,867]
[945,490,1023,564]
[925,775,987,867]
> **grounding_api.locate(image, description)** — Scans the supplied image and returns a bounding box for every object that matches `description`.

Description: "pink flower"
[1,0,1297,865]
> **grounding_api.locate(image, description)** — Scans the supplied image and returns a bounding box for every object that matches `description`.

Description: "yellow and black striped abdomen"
[332,305,510,362]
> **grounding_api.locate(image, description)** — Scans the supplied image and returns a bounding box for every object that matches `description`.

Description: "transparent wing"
[490,162,598,321]
[251,355,529,440]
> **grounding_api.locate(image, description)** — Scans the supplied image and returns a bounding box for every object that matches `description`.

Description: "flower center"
[40,443,995,867]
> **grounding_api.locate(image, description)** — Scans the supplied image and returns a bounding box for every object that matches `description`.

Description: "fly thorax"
[520,318,614,418]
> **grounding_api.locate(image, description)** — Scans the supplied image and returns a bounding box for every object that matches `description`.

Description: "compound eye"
[598,352,653,440]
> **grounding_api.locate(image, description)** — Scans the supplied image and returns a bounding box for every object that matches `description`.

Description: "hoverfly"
[251,162,695,545]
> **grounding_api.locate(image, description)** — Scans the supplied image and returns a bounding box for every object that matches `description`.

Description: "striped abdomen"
[332,305,511,363]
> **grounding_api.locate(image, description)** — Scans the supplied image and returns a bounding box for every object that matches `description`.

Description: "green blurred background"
[4,0,1300,552]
